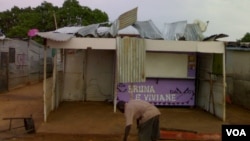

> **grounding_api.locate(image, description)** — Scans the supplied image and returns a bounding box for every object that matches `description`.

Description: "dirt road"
[1,82,250,141]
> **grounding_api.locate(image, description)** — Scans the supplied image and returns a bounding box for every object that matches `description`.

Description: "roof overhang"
[47,38,116,50]
[46,37,225,54]
[145,39,225,53]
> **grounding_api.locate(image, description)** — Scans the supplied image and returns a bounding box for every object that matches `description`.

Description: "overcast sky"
[1,0,250,41]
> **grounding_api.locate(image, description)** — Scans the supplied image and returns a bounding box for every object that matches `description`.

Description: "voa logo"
[226,129,246,136]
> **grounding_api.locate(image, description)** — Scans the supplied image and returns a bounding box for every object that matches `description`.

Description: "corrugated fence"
[116,37,146,83]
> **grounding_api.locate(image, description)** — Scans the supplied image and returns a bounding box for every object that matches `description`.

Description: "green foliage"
[0,0,109,40]
[241,32,250,42]
[92,9,109,24]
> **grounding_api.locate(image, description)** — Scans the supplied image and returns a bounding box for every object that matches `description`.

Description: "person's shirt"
[124,99,161,126]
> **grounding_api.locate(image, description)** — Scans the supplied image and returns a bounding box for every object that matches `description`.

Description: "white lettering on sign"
[129,85,177,102]
[226,129,246,136]
[128,85,155,93]
[142,94,176,102]
[135,94,141,100]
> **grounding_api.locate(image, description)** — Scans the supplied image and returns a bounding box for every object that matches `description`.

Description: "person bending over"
[117,99,161,141]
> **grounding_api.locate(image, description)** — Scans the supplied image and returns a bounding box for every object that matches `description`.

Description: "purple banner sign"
[117,78,195,106]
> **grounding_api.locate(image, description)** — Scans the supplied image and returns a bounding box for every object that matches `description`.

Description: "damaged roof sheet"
[37,7,219,42]
[162,21,187,40]
[118,7,138,30]
[77,24,100,37]
[37,32,74,42]
[118,25,139,35]
[37,20,164,41]
[162,20,204,41]
[184,24,204,41]
[55,26,84,34]
[133,20,163,39]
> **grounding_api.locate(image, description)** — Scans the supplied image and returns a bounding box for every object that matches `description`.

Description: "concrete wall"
[226,49,250,109]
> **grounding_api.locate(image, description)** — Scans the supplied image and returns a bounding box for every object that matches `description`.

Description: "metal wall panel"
[116,37,145,83]
[86,50,115,101]
[62,50,85,101]
[226,50,250,109]
[196,53,225,121]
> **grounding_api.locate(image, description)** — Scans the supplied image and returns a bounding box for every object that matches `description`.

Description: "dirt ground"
[1,82,250,141]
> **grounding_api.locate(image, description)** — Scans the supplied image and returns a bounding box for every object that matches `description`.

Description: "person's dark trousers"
[138,115,160,141]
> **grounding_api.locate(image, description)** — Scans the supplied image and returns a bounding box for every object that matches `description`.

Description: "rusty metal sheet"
[116,37,145,83]
[118,7,138,30]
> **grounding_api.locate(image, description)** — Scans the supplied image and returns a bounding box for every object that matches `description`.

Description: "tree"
[241,32,250,42]
[0,10,14,34]
[0,0,109,39]
[57,0,108,27]
[91,9,109,24]
[34,1,59,31]
[58,0,84,26]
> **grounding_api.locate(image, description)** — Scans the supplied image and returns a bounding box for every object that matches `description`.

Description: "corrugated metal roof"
[96,26,110,37]
[184,24,204,41]
[133,20,163,39]
[162,21,187,40]
[37,19,206,42]
[55,26,84,34]
[35,7,209,42]
[34,5,212,42]
[162,21,204,41]
[77,24,100,37]
[118,26,139,35]
[37,25,140,41]
[108,7,138,37]
[117,37,145,83]
[226,42,250,50]
[37,32,74,42]
[203,34,228,41]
